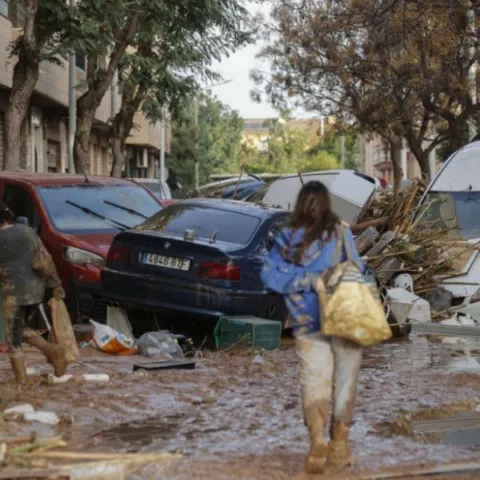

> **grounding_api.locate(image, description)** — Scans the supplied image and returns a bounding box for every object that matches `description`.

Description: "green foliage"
[242,119,340,175]
[8,0,75,63]
[116,0,251,124]
[311,133,360,170]
[167,93,244,190]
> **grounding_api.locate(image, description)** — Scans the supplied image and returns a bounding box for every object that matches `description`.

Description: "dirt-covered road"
[1,335,479,479]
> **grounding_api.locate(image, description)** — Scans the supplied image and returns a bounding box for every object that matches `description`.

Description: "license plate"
[142,252,191,271]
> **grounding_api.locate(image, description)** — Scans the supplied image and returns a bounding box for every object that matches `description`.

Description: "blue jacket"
[260,225,364,336]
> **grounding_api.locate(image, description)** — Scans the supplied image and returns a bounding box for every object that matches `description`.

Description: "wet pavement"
[1,335,480,479]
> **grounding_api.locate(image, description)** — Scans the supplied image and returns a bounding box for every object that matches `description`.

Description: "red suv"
[0,173,163,322]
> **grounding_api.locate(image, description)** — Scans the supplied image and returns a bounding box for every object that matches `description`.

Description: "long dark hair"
[0,201,14,224]
[290,181,339,263]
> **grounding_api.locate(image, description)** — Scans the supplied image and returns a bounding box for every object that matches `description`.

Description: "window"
[266,216,290,251]
[140,205,261,245]
[75,54,86,71]
[3,184,41,230]
[0,0,8,17]
[5,0,25,26]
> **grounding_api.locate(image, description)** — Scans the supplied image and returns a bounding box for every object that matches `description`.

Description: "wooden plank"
[354,226,380,254]
[411,322,480,337]
[365,231,396,258]
[358,461,480,479]
[0,469,69,479]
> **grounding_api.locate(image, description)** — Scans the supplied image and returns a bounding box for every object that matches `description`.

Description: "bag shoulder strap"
[333,222,356,265]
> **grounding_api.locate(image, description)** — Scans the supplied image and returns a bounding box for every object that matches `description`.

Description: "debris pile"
[0,432,181,479]
[354,181,480,335]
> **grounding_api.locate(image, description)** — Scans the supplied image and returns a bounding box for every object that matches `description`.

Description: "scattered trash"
[354,180,480,331]
[46,374,74,384]
[46,373,110,384]
[133,360,195,372]
[252,354,265,365]
[71,463,126,480]
[90,320,136,355]
[107,306,133,339]
[23,411,60,425]
[387,288,431,324]
[137,332,184,359]
[82,374,110,382]
[4,404,35,417]
[79,341,92,348]
[26,366,41,376]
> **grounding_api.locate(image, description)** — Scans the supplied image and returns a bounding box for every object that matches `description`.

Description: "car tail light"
[107,244,132,264]
[198,261,241,281]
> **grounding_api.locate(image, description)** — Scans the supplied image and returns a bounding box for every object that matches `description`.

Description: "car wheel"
[257,294,287,327]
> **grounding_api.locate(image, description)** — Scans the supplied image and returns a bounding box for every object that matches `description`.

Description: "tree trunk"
[415,151,431,180]
[110,82,146,177]
[74,17,139,174]
[3,0,40,171]
[110,132,126,178]
[390,136,402,196]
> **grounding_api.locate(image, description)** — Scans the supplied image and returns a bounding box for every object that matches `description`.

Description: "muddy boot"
[9,352,28,384]
[23,334,68,377]
[326,421,354,472]
[305,409,328,474]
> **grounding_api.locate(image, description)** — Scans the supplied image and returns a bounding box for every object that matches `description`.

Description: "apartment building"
[0,5,168,176]
[363,134,423,183]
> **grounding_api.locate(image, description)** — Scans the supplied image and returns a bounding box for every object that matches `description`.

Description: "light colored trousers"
[295,332,363,427]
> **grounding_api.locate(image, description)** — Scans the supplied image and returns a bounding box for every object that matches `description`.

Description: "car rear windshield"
[38,184,161,233]
[137,204,261,245]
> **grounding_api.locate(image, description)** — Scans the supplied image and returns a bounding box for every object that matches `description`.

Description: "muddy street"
[1,335,480,479]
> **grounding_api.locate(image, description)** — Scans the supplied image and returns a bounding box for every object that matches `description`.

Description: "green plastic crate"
[214,315,282,350]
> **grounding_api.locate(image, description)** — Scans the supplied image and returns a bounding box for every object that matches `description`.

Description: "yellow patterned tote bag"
[316,225,391,347]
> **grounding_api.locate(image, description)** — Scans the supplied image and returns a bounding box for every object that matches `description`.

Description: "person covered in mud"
[0,201,68,383]
[261,181,364,474]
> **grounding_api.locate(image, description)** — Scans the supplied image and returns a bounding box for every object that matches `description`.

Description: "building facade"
[0,6,168,177]
[363,134,424,183]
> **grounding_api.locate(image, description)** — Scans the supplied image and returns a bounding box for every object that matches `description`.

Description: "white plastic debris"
[387,288,431,324]
[23,411,60,425]
[106,306,133,339]
[0,443,6,463]
[71,463,125,480]
[82,374,110,382]
[47,374,74,384]
[4,404,35,416]
[26,366,41,376]
[252,355,265,365]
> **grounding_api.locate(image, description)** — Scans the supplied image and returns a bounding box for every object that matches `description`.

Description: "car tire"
[257,294,287,327]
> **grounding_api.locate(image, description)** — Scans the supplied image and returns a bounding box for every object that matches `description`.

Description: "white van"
[417,141,480,306]
[248,170,378,225]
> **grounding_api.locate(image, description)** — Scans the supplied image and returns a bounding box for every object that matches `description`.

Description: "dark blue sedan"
[101,199,290,323]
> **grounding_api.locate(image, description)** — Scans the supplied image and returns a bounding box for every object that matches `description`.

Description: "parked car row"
[0,168,390,327]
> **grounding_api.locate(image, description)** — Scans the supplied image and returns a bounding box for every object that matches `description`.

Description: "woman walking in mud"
[0,201,68,383]
[261,181,364,474]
